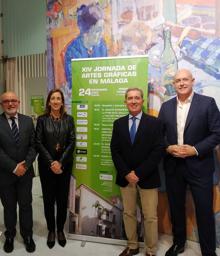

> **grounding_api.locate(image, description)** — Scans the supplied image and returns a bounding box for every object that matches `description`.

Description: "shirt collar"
[177,92,194,105]
[5,113,18,120]
[129,111,142,120]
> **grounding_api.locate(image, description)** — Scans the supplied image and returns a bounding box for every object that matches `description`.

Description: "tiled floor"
[0,177,219,255]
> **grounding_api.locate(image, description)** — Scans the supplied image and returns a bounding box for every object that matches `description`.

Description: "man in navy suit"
[0,92,36,253]
[111,88,164,256]
[159,69,220,256]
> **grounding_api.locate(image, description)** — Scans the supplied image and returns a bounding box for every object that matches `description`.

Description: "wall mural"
[47,0,220,246]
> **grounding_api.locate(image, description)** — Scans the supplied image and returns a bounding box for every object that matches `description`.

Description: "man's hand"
[125,170,139,184]
[167,144,197,158]
[50,161,63,174]
[15,161,26,176]
[178,144,197,158]
[167,145,180,156]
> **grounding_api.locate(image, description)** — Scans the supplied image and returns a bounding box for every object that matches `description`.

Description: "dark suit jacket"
[0,113,36,187]
[110,112,165,188]
[158,93,220,176]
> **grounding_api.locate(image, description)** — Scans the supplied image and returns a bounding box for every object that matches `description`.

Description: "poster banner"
[68,56,148,240]
[31,96,44,116]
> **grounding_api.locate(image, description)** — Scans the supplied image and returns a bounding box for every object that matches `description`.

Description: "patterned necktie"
[10,117,19,144]
[130,116,136,144]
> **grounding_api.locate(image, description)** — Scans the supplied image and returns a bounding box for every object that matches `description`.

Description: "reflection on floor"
[0,177,219,256]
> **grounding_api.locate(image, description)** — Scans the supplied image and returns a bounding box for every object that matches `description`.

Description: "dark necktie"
[10,117,19,144]
[130,116,136,144]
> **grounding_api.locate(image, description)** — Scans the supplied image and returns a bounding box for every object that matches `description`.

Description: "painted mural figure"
[47,0,63,28]
[35,89,76,249]
[159,69,220,256]
[64,3,108,90]
[111,88,164,256]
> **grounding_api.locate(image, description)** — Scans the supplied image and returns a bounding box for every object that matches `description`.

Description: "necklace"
[50,112,61,120]
[50,116,62,152]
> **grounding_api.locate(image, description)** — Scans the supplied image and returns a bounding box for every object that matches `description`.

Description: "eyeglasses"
[1,99,19,104]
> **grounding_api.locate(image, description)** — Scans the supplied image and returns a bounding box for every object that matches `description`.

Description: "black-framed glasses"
[1,99,19,104]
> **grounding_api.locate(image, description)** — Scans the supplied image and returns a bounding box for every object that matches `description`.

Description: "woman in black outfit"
[36,89,75,248]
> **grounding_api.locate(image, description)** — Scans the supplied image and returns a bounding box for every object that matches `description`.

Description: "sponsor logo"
[76,156,87,163]
[99,174,113,181]
[76,149,87,154]
[76,134,87,140]
[77,104,88,110]
[77,112,88,118]
[76,141,87,147]
[77,119,88,125]
[76,127,88,132]
[75,163,87,170]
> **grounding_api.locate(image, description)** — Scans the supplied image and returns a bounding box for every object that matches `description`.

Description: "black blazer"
[0,113,36,187]
[35,114,76,172]
[158,93,220,176]
[110,112,165,188]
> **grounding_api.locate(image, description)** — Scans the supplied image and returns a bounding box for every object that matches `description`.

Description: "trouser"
[166,160,216,256]
[0,176,33,239]
[40,170,71,232]
[120,184,158,255]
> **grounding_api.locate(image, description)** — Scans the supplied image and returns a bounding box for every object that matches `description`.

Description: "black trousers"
[165,160,216,256]
[0,175,33,239]
[39,168,71,232]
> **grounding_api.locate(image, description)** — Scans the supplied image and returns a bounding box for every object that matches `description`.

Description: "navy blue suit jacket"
[110,112,165,188]
[159,93,220,176]
[0,113,36,187]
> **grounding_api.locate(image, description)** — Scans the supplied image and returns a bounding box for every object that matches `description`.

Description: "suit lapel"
[133,113,145,145]
[17,114,25,142]
[0,113,13,137]
[184,93,198,132]
[122,115,131,144]
[170,98,178,139]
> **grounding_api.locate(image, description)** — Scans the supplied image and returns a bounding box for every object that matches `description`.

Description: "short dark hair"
[125,88,144,99]
[45,89,66,116]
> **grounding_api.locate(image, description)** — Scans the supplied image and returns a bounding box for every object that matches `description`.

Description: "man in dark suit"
[0,91,36,253]
[159,69,220,256]
[111,88,164,256]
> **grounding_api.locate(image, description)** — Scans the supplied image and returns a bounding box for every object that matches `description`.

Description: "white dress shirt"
[6,113,19,130]
[176,93,193,145]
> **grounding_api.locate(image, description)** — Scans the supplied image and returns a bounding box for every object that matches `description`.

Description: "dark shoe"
[3,238,14,253]
[47,231,55,249]
[119,247,139,256]
[165,244,185,256]
[24,237,36,253]
[57,231,66,247]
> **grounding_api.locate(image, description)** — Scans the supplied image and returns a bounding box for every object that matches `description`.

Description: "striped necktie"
[130,116,136,144]
[10,117,19,144]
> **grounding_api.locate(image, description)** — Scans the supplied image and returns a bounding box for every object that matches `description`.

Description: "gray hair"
[125,88,144,99]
